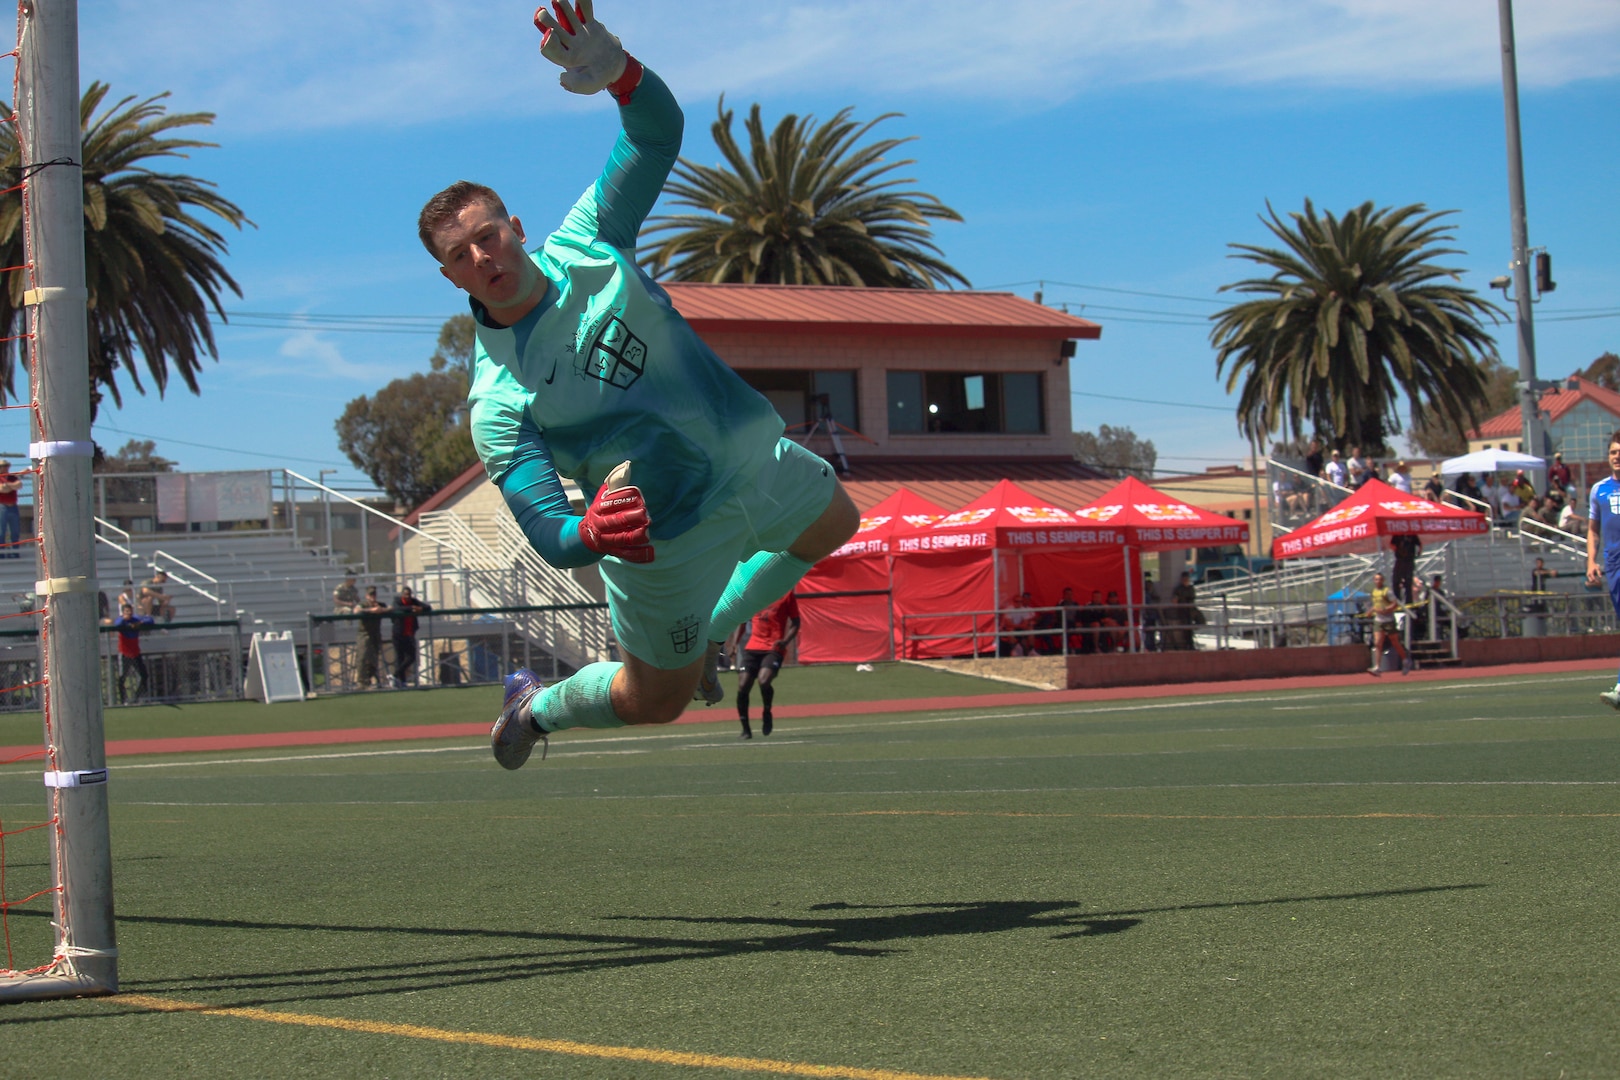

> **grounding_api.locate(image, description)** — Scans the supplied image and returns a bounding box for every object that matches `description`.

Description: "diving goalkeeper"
[417,1,858,768]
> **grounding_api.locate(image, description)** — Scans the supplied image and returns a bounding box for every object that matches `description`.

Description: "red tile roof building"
[1466,375,1620,470]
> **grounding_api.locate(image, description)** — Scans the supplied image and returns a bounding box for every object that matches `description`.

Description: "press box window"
[887,371,1045,435]
[735,369,860,432]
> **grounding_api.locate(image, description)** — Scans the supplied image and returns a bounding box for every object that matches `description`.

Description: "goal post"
[0,0,117,1001]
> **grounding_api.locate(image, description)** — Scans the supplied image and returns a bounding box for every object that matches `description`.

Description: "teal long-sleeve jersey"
[466,69,784,569]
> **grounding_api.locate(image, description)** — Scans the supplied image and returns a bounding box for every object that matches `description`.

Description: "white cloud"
[50,0,1620,135]
[266,330,394,383]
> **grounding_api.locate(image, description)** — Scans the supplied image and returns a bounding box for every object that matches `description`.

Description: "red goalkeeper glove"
[579,461,653,563]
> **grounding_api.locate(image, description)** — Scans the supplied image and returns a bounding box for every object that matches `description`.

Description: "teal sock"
[532,662,626,732]
[708,551,814,644]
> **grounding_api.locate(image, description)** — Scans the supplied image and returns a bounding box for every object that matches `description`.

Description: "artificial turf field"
[1,664,1618,1078]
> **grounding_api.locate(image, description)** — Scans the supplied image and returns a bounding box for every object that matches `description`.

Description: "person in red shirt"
[735,592,800,739]
[111,602,156,703]
[0,459,22,559]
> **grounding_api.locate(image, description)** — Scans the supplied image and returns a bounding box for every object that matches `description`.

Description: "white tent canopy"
[1440,448,1545,476]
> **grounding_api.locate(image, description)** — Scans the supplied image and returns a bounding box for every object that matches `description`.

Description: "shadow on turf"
[0,885,1486,1017]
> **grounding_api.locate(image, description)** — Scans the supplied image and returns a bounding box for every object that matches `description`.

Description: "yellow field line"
[118,994,996,1080]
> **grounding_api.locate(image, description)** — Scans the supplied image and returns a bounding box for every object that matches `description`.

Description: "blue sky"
[3,0,1617,488]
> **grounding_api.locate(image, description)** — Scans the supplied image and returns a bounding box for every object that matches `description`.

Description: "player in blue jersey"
[1586,429,1620,709]
[417,2,857,767]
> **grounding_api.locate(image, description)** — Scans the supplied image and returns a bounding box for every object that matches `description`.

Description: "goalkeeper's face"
[434,199,543,321]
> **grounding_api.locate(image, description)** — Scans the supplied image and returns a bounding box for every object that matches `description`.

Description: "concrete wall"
[1066,644,1370,689]
[1063,633,1620,690]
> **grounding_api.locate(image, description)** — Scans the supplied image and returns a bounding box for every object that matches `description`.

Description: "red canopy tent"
[1074,475,1251,549]
[1072,476,1251,649]
[796,488,948,663]
[889,479,1132,658]
[1271,478,1487,559]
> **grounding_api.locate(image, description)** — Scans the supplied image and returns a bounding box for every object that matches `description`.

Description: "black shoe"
[738,730,753,740]
[761,714,772,737]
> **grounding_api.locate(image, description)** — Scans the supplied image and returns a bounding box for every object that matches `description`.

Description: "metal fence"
[306,602,612,695]
[0,619,245,712]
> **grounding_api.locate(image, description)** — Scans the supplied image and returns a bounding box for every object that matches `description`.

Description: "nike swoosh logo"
[543,357,559,385]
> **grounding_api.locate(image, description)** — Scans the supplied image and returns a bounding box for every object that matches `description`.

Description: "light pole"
[1496,0,1546,474]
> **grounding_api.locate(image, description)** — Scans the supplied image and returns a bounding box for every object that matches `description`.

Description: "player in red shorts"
[735,592,800,739]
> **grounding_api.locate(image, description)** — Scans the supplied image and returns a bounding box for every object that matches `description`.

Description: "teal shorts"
[598,438,836,670]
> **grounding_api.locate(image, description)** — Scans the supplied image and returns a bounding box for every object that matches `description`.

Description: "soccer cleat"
[491,669,548,770]
[1402,657,1415,674]
[761,714,773,737]
[1366,666,1381,677]
[1600,686,1620,711]
[693,640,724,705]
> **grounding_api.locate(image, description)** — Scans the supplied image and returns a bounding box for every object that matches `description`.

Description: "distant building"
[1467,374,1620,485]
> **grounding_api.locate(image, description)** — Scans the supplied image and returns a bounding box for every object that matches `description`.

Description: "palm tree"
[0,82,250,414]
[1211,200,1503,454]
[640,98,967,289]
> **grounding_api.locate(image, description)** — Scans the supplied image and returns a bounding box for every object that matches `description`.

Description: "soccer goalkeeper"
[417,2,857,768]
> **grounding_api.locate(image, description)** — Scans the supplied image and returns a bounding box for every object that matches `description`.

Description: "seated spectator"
[1057,586,1083,653]
[139,570,176,623]
[1559,496,1586,535]
[1454,472,1484,506]
[1422,471,1445,503]
[1029,601,1061,656]
[1498,483,1523,525]
[999,592,1036,657]
[1509,469,1536,506]
[1076,590,1107,654]
[1102,590,1126,651]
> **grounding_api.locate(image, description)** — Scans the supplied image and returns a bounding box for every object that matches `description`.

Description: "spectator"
[1532,557,1558,593]
[140,570,176,623]
[1057,587,1083,653]
[1390,533,1421,603]
[1102,590,1126,652]
[0,460,22,559]
[1510,469,1536,506]
[117,578,138,612]
[357,586,388,689]
[1347,447,1368,489]
[1559,495,1587,535]
[332,575,360,613]
[1324,449,1348,489]
[1168,572,1199,651]
[1498,481,1523,525]
[111,602,156,704]
[1481,474,1503,517]
[1304,438,1325,482]
[391,585,432,688]
[999,592,1036,657]
[1389,461,1413,494]
[1549,451,1572,493]
[1140,572,1161,652]
[1077,590,1107,654]
[1454,472,1484,506]
[1422,471,1445,503]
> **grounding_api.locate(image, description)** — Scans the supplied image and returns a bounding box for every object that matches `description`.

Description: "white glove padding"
[533,1,628,96]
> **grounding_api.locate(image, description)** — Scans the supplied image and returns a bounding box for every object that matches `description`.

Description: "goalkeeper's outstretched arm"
[534,1,682,250]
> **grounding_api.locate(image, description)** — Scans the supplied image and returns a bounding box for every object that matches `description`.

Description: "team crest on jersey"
[668,614,701,654]
[578,313,646,390]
